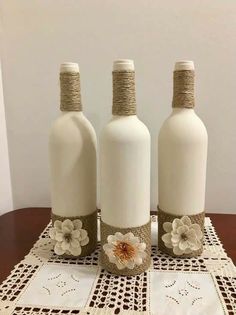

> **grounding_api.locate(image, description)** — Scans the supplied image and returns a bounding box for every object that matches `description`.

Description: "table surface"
[0,208,235,284]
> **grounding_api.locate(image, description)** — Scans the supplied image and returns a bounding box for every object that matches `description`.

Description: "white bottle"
[49,62,97,257]
[158,60,208,257]
[100,59,151,275]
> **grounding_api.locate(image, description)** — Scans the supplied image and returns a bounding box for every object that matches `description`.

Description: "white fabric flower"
[162,216,203,256]
[49,219,89,256]
[103,232,147,270]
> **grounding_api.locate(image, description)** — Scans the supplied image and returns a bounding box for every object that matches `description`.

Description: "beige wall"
[0,0,236,213]
[0,62,13,214]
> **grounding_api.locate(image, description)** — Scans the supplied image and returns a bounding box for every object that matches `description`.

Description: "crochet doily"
[0,215,235,315]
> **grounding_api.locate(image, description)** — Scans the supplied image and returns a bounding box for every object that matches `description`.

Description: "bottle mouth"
[60,62,79,73]
[174,60,194,71]
[113,59,134,71]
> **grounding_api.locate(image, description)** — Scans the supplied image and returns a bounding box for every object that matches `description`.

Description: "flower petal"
[172,218,183,230]
[171,233,180,243]
[73,219,82,230]
[55,232,63,242]
[61,241,70,251]
[126,260,135,269]
[114,232,124,241]
[54,220,62,230]
[72,230,81,239]
[134,256,143,265]
[107,235,117,243]
[173,246,184,256]
[70,238,80,248]
[181,216,191,226]
[49,228,56,240]
[79,229,88,241]
[162,233,172,244]
[177,225,189,235]
[179,240,189,250]
[163,222,172,233]
[103,243,114,253]
[116,261,125,270]
[70,245,82,256]
[138,242,146,251]
[62,219,74,232]
[191,224,203,239]
[80,237,89,246]
[123,232,135,242]
[54,242,65,255]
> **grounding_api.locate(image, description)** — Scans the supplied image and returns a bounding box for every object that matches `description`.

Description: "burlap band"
[172,70,195,108]
[112,70,136,116]
[158,207,205,258]
[60,72,82,111]
[51,210,97,257]
[100,220,151,276]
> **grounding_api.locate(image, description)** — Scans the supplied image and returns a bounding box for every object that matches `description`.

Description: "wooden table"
[0,208,235,284]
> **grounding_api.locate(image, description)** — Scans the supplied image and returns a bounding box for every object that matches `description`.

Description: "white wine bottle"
[49,62,97,257]
[100,59,151,275]
[158,61,208,257]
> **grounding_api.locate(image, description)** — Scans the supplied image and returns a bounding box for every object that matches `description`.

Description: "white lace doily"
[0,215,235,315]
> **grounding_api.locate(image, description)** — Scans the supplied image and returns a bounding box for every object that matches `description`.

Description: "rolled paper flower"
[161,216,203,256]
[49,219,89,256]
[103,232,147,270]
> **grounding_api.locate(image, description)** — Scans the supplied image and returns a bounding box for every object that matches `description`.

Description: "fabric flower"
[103,232,147,270]
[162,216,203,256]
[49,219,89,256]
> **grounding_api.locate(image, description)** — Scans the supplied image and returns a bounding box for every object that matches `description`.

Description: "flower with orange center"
[103,232,147,270]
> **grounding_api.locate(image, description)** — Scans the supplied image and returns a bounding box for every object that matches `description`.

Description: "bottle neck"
[60,72,82,112]
[172,70,195,109]
[112,70,136,116]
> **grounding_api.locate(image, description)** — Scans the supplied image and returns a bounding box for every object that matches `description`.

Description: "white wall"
[0,61,13,214]
[0,0,235,213]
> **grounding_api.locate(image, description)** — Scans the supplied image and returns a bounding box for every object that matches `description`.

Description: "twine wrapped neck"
[112,70,136,115]
[172,70,195,108]
[60,72,82,111]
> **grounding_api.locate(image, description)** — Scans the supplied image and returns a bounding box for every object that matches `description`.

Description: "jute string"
[100,220,151,276]
[158,207,205,257]
[112,70,136,115]
[172,70,195,108]
[60,72,82,111]
[51,210,97,257]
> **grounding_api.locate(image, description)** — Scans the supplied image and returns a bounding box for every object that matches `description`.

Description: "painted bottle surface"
[100,59,151,275]
[158,61,208,216]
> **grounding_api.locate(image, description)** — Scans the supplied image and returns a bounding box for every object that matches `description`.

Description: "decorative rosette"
[103,232,147,270]
[161,215,203,256]
[49,219,89,256]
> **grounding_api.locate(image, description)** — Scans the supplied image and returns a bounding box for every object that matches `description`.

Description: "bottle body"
[101,115,150,228]
[158,108,208,215]
[49,62,97,257]
[100,59,151,275]
[158,60,208,258]
[49,111,97,217]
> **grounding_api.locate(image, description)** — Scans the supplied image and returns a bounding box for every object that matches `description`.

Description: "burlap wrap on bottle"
[51,210,97,257]
[158,207,205,258]
[100,220,151,276]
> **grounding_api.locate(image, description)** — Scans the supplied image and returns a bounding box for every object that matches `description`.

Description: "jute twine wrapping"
[60,72,82,111]
[158,207,205,258]
[172,70,195,108]
[51,210,97,257]
[100,220,151,276]
[112,70,136,116]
